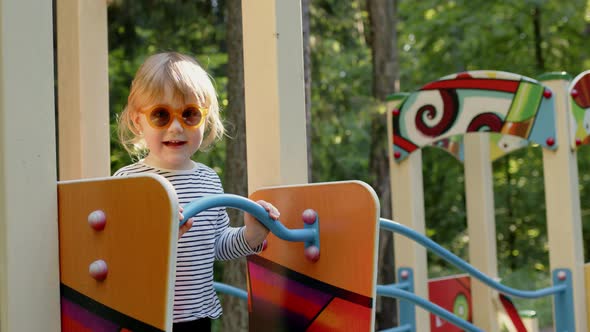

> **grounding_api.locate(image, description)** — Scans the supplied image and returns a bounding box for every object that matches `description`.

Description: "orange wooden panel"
[249,181,380,299]
[58,174,177,330]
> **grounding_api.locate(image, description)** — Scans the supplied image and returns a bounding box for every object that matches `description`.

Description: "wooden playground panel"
[57,177,380,332]
[53,70,590,331]
[58,174,178,332]
[247,182,380,331]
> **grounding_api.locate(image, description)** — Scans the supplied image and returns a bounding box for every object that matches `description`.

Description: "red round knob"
[262,239,268,251]
[88,210,106,231]
[576,138,582,146]
[302,209,317,225]
[392,109,400,116]
[546,137,555,146]
[394,151,401,159]
[543,89,552,98]
[304,246,320,262]
[89,259,108,281]
[571,89,579,98]
[557,270,567,281]
[400,269,410,280]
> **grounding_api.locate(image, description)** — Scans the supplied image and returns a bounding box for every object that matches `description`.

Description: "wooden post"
[56,0,110,180]
[463,133,499,331]
[0,0,60,330]
[387,98,430,331]
[540,76,587,332]
[242,0,308,193]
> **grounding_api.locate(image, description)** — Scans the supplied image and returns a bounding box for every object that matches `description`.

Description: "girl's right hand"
[178,206,193,239]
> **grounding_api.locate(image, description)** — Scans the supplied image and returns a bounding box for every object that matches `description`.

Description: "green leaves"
[107,3,590,327]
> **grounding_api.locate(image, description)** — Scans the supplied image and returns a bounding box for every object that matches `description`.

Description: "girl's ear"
[131,111,143,134]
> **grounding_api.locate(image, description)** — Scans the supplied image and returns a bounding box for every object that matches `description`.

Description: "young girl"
[114,52,279,332]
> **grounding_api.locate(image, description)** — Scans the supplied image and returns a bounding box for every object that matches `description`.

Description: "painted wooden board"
[391,70,557,163]
[569,70,590,148]
[58,174,178,332]
[247,181,380,331]
[428,274,472,332]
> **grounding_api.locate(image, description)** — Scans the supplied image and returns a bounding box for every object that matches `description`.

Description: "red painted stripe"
[499,294,527,332]
[393,135,418,152]
[249,272,324,320]
[422,79,520,93]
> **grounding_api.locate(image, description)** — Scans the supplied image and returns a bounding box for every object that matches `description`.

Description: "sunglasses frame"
[141,104,209,130]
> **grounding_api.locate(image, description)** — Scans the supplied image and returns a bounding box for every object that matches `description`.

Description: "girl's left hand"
[258,200,280,220]
[244,200,279,249]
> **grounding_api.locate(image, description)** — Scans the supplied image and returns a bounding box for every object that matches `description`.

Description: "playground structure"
[1,1,590,332]
[55,171,576,332]
[1,2,308,331]
[387,69,590,332]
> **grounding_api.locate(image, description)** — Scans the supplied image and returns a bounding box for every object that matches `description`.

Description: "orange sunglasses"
[141,104,208,129]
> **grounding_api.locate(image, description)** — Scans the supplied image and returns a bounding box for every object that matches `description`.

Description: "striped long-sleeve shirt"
[114,160,258,322]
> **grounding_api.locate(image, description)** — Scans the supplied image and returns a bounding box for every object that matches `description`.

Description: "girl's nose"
[167,117,184,133]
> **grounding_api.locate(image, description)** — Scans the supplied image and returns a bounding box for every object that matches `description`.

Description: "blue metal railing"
[181,194,319,247]
[181,195,575,332]
[181,194,321,303]
[379,218,575,332]
[213,281,247,300]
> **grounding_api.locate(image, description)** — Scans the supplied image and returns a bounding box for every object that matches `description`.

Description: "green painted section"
[538,72,572,81]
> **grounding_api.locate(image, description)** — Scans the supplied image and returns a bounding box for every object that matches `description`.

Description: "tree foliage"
[107,0,590,328]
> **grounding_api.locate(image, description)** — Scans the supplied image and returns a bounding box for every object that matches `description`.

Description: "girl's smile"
[163,140,187,147]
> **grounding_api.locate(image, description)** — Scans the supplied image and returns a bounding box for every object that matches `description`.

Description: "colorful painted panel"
[392,70,557,162]
[248,256,373,331]
[428,275,472,332]
[431,132,530,162]
[247,181,380,332]
[61,284,161,332]
[569,70,590,149]
[58,174,178,332]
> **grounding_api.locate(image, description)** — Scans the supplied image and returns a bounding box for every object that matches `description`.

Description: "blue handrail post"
[397,268,416,332]
[303,211,321,249]
[213,281,248,301]
[552,269,575,332]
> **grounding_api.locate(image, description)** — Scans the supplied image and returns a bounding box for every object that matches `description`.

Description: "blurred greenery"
[107,0,590,329]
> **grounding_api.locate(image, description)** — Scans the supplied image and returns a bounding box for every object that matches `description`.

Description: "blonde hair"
[117,52,224,157]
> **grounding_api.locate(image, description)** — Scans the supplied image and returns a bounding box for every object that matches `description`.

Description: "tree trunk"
[531,5,545,71]
[302,0,313,182]
[222,1,248,331]
[366,0,399,329]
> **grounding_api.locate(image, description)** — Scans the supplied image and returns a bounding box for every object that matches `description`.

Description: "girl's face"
[133,87,206,170]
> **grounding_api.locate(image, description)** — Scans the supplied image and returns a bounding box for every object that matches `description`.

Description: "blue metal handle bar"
[213,281,247,301]
[379,325,412,332]
[380,218,566,299]
[181,194,318,244]
[377,285,483,332]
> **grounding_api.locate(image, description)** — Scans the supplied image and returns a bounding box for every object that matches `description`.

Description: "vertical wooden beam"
[387,99,430,331]
[0,0,60,330]
[242,0,308,193]
[463,133,499,331]
[56,0,110,180]
[540,78,587,332]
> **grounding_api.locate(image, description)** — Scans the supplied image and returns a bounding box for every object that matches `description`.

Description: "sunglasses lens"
[150,108,171,127]
[182,107,203,127]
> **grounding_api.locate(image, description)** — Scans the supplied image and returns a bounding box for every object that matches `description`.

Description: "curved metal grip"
[181,194,319,246]
[377,285,483,332]
[213,281,247,300]
[380,218,568,299]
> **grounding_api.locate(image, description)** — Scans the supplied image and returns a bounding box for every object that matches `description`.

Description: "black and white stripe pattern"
[114,160,255,322]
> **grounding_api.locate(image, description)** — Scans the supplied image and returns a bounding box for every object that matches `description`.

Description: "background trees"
[107,0,590,329]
